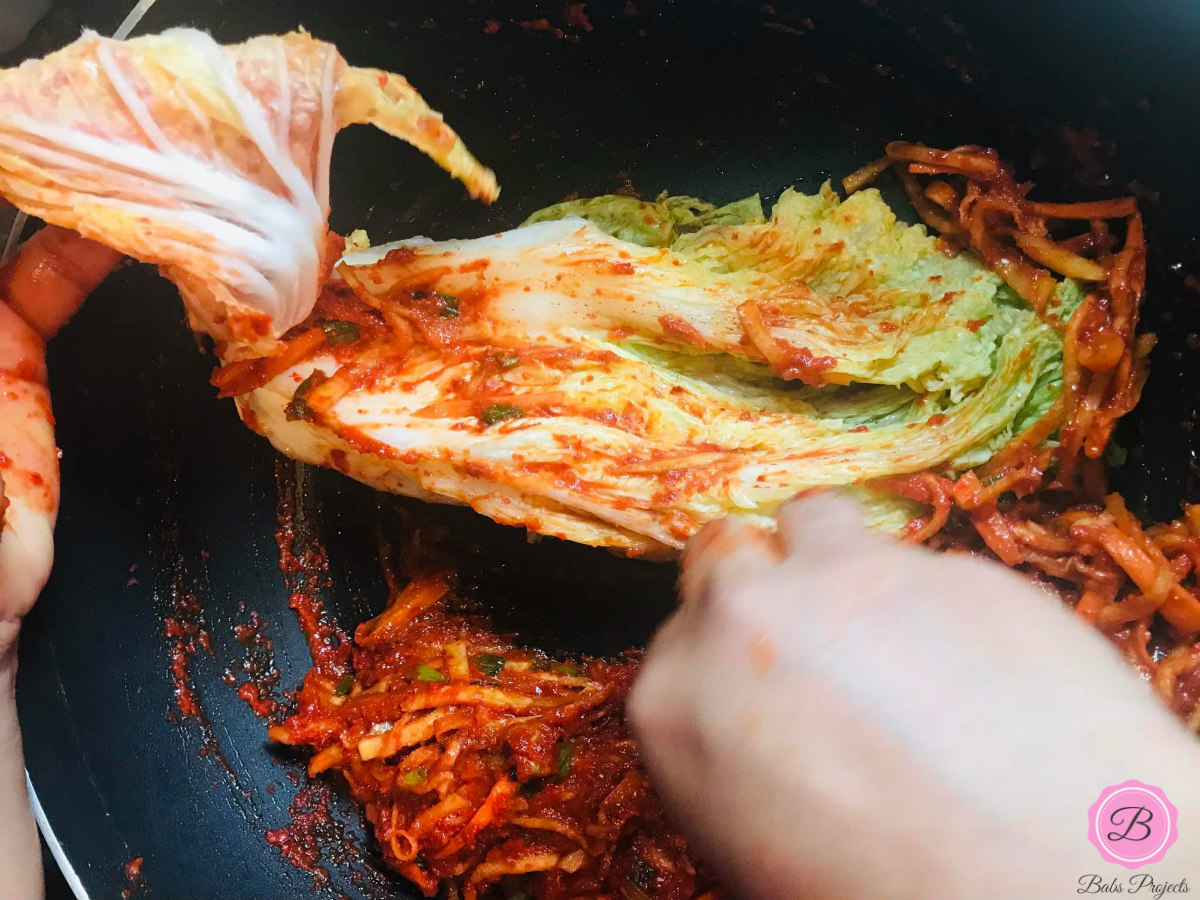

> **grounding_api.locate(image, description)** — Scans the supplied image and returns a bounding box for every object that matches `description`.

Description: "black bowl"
[14,1,1200,897]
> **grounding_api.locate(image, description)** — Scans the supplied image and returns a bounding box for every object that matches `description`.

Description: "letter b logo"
[1106,806,1154,843]
[1089,782,1177,868]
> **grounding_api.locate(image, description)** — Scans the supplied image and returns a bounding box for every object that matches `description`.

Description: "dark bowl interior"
[11,1,1200,897]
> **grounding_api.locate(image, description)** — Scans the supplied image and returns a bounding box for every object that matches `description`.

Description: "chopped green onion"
[480,403,523,426]
[321,319,360,344]
[403,766,428,786]
[551,662,581,676]
[436,293,460,317]
[334,673,355,696]
[415,663,447,683]
[491,351,520,369]
[285,369,326,422]
[556,741,574,780]
[474,652,506,677]
[295,370,324,395]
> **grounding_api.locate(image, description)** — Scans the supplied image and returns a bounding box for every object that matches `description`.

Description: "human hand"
[0,226,120,661]
[0,224,119,900]
[629,493,1200,900]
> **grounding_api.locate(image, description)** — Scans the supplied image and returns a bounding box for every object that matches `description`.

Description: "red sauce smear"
[565,2,594,31]
[120,856,144,900]
[519,18,567,39]
[237,683,276,717]
[163,590,208,720]
[737,301,837,385]
[274,459,352,678]
[227,608,281,719]
[772,345,838,384]
[265,782,333,891]
[657,314,709,347]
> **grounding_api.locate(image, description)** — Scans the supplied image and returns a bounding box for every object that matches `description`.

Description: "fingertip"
[628,624,683,743]
[778,488,866,529]
[775,489,870,557]
[681,517,732,571]
[626,668,653,738]
[680,517,778,608]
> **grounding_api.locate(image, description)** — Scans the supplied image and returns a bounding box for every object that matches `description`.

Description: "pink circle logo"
[1088,780,1178,868]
